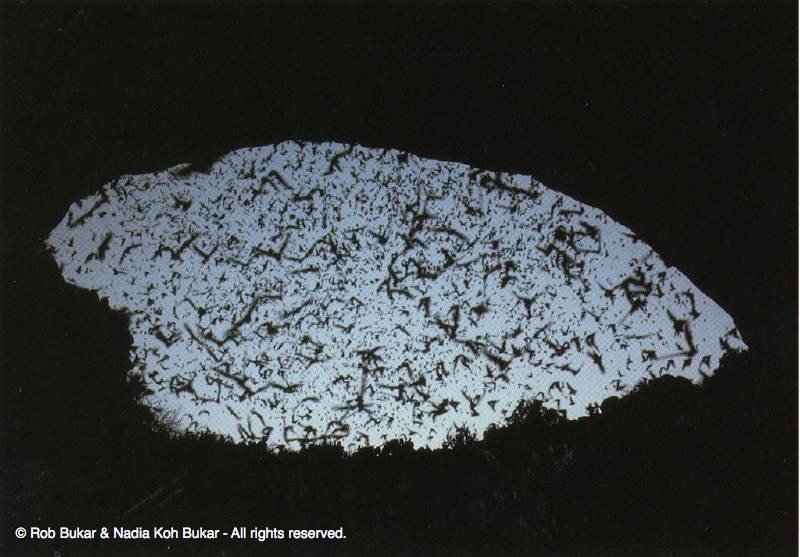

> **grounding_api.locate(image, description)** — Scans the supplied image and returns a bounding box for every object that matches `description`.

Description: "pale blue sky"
[47,140,747,450]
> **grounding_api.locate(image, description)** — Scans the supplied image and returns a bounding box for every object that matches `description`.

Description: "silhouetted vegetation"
[2,2,795,555]
[1,271,794,556]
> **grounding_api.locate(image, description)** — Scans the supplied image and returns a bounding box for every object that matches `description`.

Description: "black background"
[1,1,797,555]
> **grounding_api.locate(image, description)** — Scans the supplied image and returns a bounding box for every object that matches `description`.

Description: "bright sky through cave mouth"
[47,141,748,450]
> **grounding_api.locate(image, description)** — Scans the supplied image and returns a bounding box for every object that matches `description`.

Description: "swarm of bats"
[47,141,747,450]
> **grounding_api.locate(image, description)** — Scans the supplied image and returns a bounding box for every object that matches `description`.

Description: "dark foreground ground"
[1,1,797,555]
